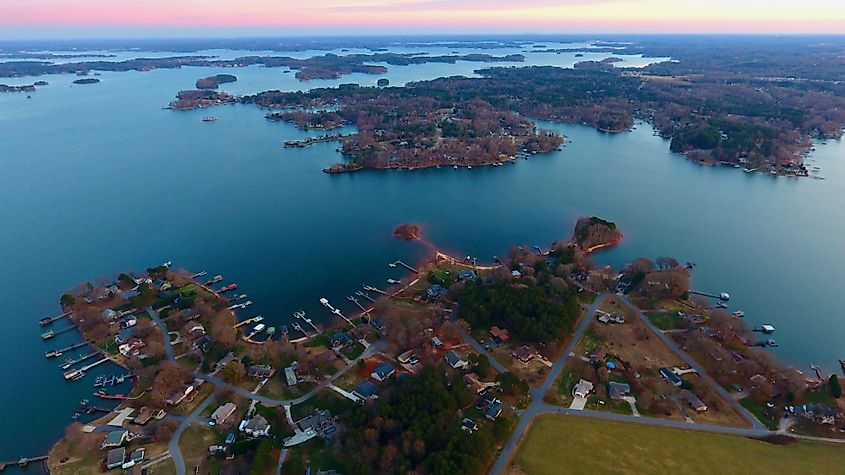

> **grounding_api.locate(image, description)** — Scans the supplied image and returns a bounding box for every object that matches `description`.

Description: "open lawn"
[510,415,845,475]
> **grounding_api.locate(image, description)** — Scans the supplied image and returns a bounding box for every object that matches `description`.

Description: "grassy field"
[510,415,845,475]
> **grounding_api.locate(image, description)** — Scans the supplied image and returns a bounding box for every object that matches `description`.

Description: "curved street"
[489,292,771,475]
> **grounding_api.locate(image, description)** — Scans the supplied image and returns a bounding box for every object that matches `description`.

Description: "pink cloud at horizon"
[1,0,845,35]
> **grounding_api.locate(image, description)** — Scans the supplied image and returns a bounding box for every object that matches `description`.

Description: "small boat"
[766,339,778,347]
[41,330,55,340]
[219,283,238,293]
[732,311,745,318]
[754,325,775,334]
[202,116,218,122]
[453,165,458,170]
[266,327,276,336]
[719,292,730,301]
[94,390,126,400]
[39,317,52,326]
[387,279,401,285]
[45,350,62,358]
[467,165,473,169]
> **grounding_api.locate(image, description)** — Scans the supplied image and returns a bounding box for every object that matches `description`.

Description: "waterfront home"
[243,414,271,437]
[490,326,510,343]
[609,381,631,400]
[101,429,128,449]
[247,364,275,379]
[121,289,139,300]
[211,402,237,425]
[425,284,445,301]
[119,339,145,357]
[370,318,386,335]
[512,345,538,363]
[573,379,594,399]
[659,368,683,387]
[445,350,470,370]
[681,389,708,412]
[330,331,354,349]
[353,380,379,400]
[106,447,126,470]
[371,362,396,382]
[165,384,195,406]
[115,327,136,344]
[790,404,837,425]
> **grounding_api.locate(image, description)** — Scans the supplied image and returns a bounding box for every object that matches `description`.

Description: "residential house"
[397,350,418,365]
[485,399,503,420]
[370,318,386,335]
[573,379,594,399]
[118,339,145,357]
[284,364,298,386]
[458,270,477,281]
[431,336,443,348]
[247,364,275,379]
[115,327,136,345]
[512,345,538,363]
[464,373,485,394]
[490,326,510,343]
[425,284,445,301]
[371,362,396,382]
[791,404,837,425]
[353,380,379,400]
[211,402,237,425]
[193,335,213,353]
[132,407,153,425]
[461,418,479,432]
[659,368,683,387]
[681,389,708,412]
[101,309,118,321]
[296,410,336,439]
[101,430,128,449]
[119,315,137,329]
[589,347,608,364]
[608,382,631,400]
[330,332,354,349]
[243,415,271,437]
[106,447,126,470]
[129,448,145,464]
[445,350,469,370]
[165,384,194,406]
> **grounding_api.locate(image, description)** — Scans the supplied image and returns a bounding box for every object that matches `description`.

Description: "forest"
[336,367,499,474]
[457,281,579,344]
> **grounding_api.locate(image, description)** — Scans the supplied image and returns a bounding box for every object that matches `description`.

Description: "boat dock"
[389,260,419,274]
[228,300,252,310]
[0,455,48,470]
[347,295,367,312]
[319,299,355,328]
[355,290,375,303]
[689,290,730,301]
[41,325,77,340]
[60,352,98,370]
[191,271,208,279]
[294,311,320,334]
[45,340,90,358]
[362,284,387,295]
[233,315,263,329]
[64,357,110,380]
[39,311,71,327]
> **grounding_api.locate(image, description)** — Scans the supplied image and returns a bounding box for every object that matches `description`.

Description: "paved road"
[148,303,385,475]
[630,299,768,432]
[146,306,175,361]
[459,327,507,374]
[169,389,219,475]
[489,293,610,475]
[489,293,772,475]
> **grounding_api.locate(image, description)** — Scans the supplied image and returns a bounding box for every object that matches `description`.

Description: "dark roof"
[106,447,125,466]
[353,380,379,398]
[372,362,395,380]
[608,381,631,399]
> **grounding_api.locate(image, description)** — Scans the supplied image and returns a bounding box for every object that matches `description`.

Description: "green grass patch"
[739,399,779,430]
[513,414,845,475]
[647,311,685,330]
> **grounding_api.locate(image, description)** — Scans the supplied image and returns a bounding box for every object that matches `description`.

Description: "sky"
[2,0,845,39]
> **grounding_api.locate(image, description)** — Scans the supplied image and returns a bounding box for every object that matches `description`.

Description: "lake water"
[0,43,842,463]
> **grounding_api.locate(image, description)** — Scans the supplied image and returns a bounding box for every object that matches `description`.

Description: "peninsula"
[43,218,845,475]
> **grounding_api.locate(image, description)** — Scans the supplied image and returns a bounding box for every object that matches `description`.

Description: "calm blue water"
[0,45,842,462]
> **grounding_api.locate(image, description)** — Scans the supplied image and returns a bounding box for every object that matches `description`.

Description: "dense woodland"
[458,281,579,344]
[338,367,500,475]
